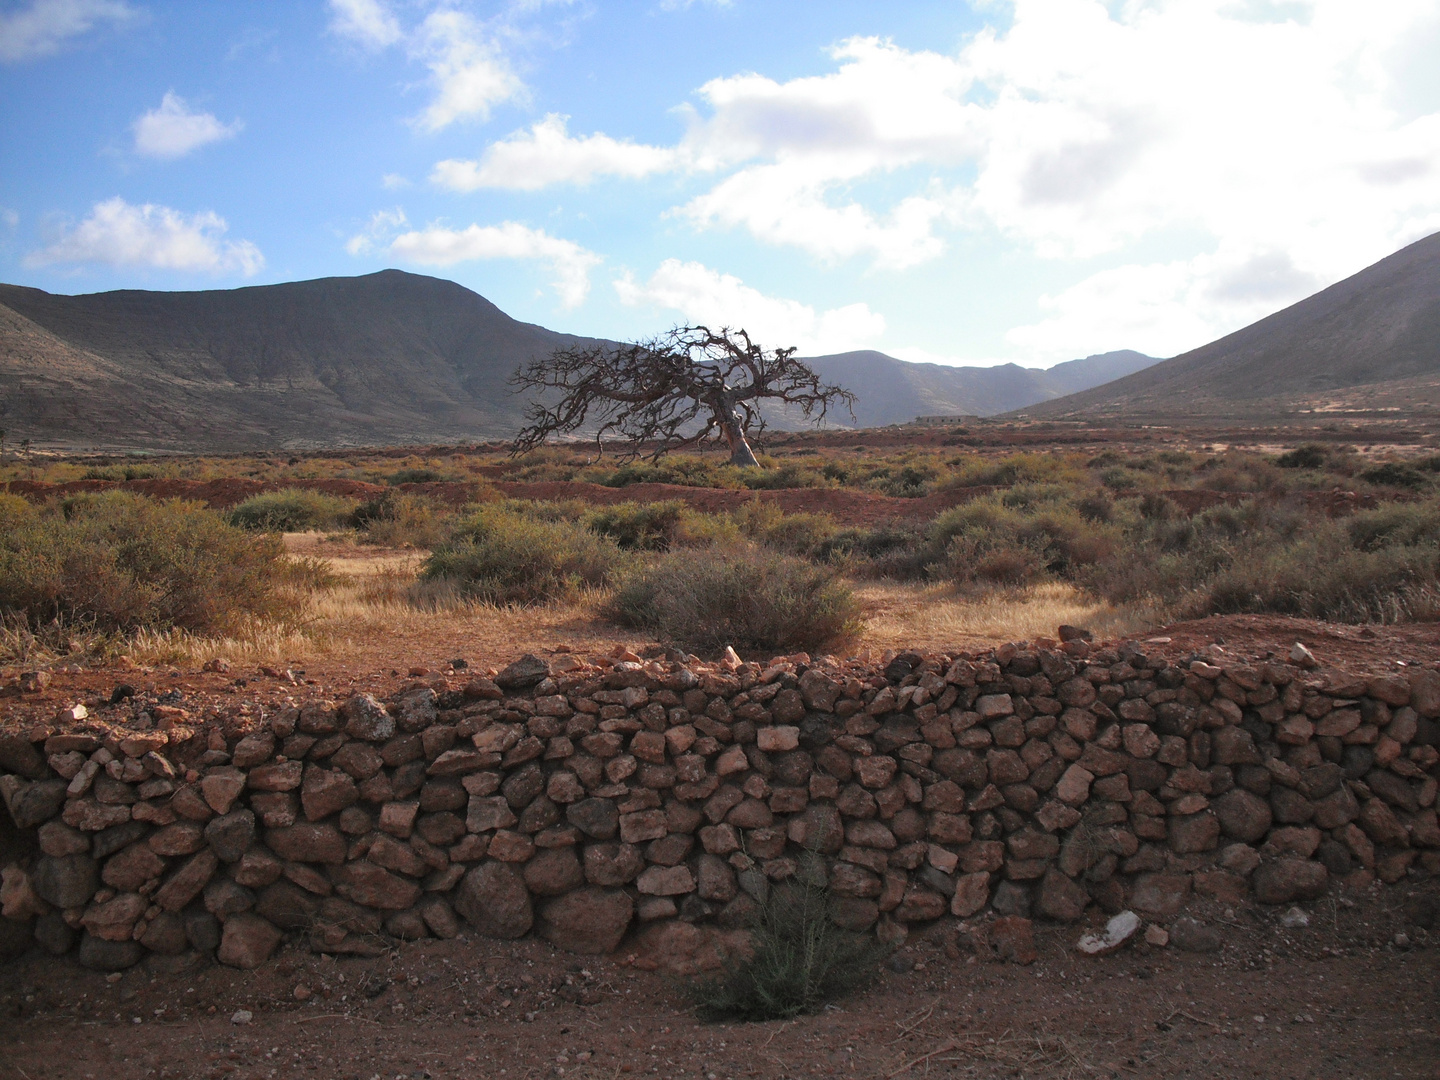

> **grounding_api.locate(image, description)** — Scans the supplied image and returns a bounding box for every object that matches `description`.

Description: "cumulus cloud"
[26,197,263,275]
[327,0,402,50]
[615,259,885,355]
[0,0,135,63]
[389,221,600,307]
[345,206,407,256]
[328,1,523,132]
[459,2,1439,353]
[432,113,678,191]
[410,9,523,131]
[132,92,242,159]
[679,162,950,269]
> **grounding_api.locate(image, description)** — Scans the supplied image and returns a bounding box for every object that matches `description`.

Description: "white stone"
[1076,910,1141,956]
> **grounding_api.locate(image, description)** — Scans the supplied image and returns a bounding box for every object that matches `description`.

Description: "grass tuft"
[690,880,888,1022]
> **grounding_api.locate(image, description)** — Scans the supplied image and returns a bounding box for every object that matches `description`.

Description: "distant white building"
[911,414,978,426]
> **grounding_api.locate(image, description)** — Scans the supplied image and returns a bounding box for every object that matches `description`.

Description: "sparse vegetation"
[0,491,329,641]
[7,439,1439,658]
[689,879,888,1022]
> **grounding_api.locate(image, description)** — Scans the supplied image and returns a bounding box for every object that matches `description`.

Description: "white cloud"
[327,0,402,51]
[328,2,524,132]
[0,0,134,63]
[345,206,407,256]
[679,162,950,269]
[632,1,1440,351]
[389,221,599,307]
[1004,246,1327,362]
[132,92,242,159]
[26,197,263,275]
[615,259,885,355]
[432,113,678,191]
[381,173,411,189]
[1,208,18,229]
[411,9,523,132]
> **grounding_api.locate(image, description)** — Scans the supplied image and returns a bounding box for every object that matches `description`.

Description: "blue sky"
[2,0,1439,367]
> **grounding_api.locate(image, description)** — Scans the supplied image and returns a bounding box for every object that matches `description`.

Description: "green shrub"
[351,492,455,549]
[689,879,887,1022]
[583,501,691,551]
[1276,443,1329,469]
[733,500,840,557]
[608,545,861,655]
[1360,462,1430,489]
[1197,529,1440,623]
[1346,499,1440,552]
[228,488,356,531]
[80,464,162,481]
[387,468,452,485]
[422,506,626,604]
[812,524,928,578]
[0,491,327,634]
[926,489,1118,583]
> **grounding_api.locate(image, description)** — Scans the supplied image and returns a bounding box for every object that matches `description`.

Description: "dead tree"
[510,325,854,467]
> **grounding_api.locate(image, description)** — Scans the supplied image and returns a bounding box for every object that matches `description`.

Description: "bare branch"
[509,326,856,466]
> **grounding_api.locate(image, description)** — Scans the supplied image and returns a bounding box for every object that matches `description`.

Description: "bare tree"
[511,326,854,467]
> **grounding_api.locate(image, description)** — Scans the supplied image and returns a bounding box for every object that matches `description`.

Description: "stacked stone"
[2,643,1438,970]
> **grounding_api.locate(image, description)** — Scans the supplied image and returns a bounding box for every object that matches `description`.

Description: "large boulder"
[218,913,283,969]
[1253,858,1328,904]
[537,888,634,954]
[32,854,99,909]
[454,863,532,939]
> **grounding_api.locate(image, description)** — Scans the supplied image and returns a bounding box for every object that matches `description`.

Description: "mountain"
[0,269,1155,449]
[800,349,1157,427]
[1020,231,1440,419]
[0,270,595,449]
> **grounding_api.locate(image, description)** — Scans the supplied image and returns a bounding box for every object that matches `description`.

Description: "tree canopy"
[510,325,854,466]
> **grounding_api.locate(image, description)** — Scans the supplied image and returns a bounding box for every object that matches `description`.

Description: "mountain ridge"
[0,269,1154,449]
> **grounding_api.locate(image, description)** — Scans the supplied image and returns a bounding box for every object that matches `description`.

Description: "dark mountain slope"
[0,270,594,448]
[1023,231,1440,418]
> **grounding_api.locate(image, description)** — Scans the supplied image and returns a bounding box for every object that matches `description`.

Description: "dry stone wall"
[3,642,1439,971]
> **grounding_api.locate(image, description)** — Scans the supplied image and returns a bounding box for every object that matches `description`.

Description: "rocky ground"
[2,874,1437,1080]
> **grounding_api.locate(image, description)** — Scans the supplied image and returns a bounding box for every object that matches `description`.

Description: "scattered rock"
[1076,910,1141,956]
[1169,916,1222,953]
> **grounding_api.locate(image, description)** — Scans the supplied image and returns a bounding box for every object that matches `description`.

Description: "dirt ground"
[2,877,1436,1080]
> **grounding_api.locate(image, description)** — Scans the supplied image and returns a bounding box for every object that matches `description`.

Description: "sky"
[2,0,1439,368]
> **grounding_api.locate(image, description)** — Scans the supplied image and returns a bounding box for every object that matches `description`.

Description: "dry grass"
[856,580,1158,652]
[112,537,1160,671]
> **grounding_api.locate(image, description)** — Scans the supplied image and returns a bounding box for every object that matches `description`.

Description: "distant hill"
[1022,231,1440,419]
[0,269,1154,450]
[0,270,595,449]
[801,349,1157,427]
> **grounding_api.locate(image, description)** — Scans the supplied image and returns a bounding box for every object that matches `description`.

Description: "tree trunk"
[719,412,760,468]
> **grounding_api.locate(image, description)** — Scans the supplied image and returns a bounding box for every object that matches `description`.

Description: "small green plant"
[228,488,356,531]
[609,544,861,655]
[689,879,888,1022]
